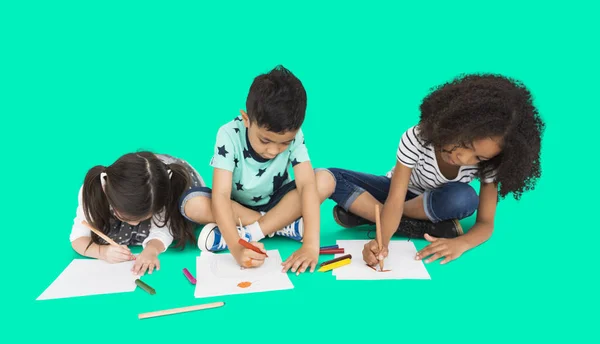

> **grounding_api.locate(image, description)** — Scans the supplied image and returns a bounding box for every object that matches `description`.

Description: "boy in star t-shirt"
[180,65,330,274]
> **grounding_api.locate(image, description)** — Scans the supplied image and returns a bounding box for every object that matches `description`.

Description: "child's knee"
[183,196,212,223]
[315,169,336,199]
[451,184,479,217]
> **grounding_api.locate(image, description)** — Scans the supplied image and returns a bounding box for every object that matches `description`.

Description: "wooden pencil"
[81,220,119,247]
[375,204,384,272]
[138,302,225,320]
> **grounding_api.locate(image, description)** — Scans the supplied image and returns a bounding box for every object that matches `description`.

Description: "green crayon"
[135,279,156,295]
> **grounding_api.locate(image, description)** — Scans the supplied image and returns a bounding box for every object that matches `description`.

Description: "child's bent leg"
[257,169,332,236]
[393,183,478,239]
[423,182,479,222]
[325,168,391,223]
[180,187,261,225]
[180,187,214,224]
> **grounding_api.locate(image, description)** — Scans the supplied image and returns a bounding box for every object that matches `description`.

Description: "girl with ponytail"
[70,152,211,275]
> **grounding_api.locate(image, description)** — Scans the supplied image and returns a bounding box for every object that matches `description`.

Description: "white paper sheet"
[194,250,294,298]
[37,259,138,300]
[332,240,430,280]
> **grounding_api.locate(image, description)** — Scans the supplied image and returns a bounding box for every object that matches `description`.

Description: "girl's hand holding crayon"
[99,244,135,264]
[281,245,319,275]
[133,246,161,275]
[362,240,388,266]
[415,234,469,264]
[232,241,267,268]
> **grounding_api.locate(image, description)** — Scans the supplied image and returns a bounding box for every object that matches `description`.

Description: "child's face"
[241,110,297,160]
[440,136,503,166]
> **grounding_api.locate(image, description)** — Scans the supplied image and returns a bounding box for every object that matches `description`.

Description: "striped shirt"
[386,126,496,195]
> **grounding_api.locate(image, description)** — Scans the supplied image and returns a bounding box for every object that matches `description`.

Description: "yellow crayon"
[317,258,351,272]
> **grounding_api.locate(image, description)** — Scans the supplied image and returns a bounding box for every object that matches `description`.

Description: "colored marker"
[320,244,339,250]
[320,248,345,255]
[183,268,197,285]
[238,238,268,257]
[319,254,352,267]
[318,258,351,272]
[135,279,156,295]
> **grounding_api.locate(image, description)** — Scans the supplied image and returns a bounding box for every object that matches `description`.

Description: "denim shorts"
[324,168,480,222]
[178,181,297,221]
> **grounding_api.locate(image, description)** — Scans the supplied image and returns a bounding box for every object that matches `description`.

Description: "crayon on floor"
[135,279,156,295]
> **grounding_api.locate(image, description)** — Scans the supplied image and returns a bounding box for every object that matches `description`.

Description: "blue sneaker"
[270,218,304,241]
[198,223,252,252]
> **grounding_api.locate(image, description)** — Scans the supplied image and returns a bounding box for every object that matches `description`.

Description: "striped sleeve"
[396,126,422,168]
[483,170,498,184]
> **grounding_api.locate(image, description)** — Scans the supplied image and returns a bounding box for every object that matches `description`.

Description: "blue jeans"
[325,168,479,222]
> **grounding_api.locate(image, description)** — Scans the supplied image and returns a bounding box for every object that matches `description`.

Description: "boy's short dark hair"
[246,65,307,133]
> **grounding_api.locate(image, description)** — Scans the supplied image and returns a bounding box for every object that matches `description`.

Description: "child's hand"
[362,239,389,266]
[100,244,135,264]
[232,242,267,268]
[132,246,160,275]
[281,245,319,275]
[416,234,469,264]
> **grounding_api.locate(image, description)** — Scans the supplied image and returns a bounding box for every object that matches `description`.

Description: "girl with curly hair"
[316,74,545,265]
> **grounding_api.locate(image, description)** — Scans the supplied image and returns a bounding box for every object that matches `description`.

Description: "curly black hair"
[246,65,307,133]
[418,74,545,200]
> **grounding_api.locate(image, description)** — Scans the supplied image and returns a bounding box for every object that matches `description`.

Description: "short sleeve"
[210,126,237,172]
[70,186,91,242]
[289,129,310,166]
[482,170,498,184]
[396,126,422,168]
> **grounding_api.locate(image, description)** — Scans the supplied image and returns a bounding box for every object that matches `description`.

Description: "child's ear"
[240,110,250,128]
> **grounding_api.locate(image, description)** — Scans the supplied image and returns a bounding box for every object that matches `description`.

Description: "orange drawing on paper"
[367,265,392,272]
[237,281,253,288]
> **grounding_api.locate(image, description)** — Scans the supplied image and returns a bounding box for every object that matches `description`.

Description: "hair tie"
[100,172,107,190]
[167,169,173,180]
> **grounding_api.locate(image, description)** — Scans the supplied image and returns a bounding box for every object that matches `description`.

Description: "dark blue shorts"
[178,181,297,221]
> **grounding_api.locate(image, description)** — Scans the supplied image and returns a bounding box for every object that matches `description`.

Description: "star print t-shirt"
[210,116,310,207]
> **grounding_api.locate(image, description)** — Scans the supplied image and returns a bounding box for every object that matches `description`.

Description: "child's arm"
[70,187,133,263]
[363,161,412,265]
[132,222,172,275]
[460,181,497,249]
[71,238,134,263]
[416,181,497,264]
[281,161,320,274]
[212,168,267,267]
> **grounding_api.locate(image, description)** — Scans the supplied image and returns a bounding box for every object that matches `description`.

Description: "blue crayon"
[320,244,339,250]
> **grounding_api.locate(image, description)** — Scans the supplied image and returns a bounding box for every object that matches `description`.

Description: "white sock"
[245,221,265,241]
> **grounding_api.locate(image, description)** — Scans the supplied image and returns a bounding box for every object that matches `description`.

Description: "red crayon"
[238,238,268,257]
[319,248,345,255]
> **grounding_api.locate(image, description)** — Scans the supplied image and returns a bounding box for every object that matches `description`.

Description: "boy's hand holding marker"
[233,239,267,268]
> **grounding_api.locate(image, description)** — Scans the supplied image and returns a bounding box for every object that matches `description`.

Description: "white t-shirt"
[387,126,496,195]
[69,187,173,251]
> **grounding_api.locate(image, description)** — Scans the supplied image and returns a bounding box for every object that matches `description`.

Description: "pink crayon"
[183,268,197,285]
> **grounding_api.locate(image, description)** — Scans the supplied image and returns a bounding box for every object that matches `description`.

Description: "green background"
[1,1,598,342]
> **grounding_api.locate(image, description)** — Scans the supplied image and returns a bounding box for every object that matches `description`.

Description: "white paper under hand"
[332,240,431,280]
[37,259,138,300]
[194,249,294,298]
